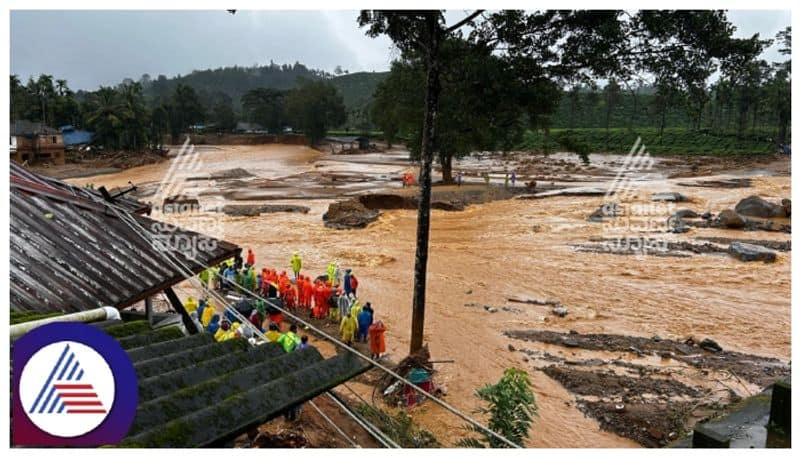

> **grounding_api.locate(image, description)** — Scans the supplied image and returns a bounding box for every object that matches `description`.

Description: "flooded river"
[68,144,791,448]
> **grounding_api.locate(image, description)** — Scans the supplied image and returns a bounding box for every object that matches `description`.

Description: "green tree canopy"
[285,79,346,145]
[241,87,286,133]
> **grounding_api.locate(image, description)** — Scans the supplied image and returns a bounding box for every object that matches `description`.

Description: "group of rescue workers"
[185,248,387,361]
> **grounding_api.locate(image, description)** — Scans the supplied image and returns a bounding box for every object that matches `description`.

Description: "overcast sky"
[10,9,791,91]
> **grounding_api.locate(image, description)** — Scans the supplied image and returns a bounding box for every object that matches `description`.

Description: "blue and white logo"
[13,322,137,446]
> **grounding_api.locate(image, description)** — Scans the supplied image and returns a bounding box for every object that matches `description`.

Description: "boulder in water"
[728,242,777,263]
[716,209,745,229]
[673,209,699,219]
[221,204,310,217]
[323,200,380,229]
[652,192,688,202]
[734,195,787,218]
[588,202,622,222]
[782,198,791,217]
[431,200,465,211]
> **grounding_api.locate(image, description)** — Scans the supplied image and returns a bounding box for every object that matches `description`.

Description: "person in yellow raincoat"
[339,313,357,346]
[248,267,257,291]
[265,322,281,343]
[290,252,302,280]
[198,269,209,288]
[214,319,232,342]
[349,298,362,340]
[184,297,198,314]
[201,302,216,328]
[327,261,336,286]
[349,298,362,321]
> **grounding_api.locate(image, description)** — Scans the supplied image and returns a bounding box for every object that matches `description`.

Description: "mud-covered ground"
[62,144,791,448]
[505,329,790,447]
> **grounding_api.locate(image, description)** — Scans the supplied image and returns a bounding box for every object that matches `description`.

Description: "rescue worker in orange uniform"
[303,276,313,309]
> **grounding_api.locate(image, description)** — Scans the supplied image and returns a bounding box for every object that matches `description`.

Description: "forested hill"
[133,62,388,119]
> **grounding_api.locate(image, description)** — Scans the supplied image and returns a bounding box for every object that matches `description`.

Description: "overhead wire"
[86,190,521,449]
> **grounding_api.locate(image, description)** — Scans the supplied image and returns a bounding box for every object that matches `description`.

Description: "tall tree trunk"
[629,91,638,131]
[777,113,788,145]
[441,153,453,183]
[410,13,441,354]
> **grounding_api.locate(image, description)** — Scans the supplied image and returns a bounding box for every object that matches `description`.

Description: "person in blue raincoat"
[357,303,373,343]
[206,314,221,335]
[343,269,353,296]
[224,266,236,290]
[196,299,207,322]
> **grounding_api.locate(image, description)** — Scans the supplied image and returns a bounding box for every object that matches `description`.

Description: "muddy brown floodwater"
[68,144,791,448]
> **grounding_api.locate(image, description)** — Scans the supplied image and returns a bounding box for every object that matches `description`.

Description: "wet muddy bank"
[506,329,789,447]
[505,330,789,387]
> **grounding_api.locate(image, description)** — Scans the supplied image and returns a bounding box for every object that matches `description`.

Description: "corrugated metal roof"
[10,162,150,214]
[113,321,369,447]
[9,319,371,448]
[10,120,60,136]
[61,128,95,146]
[9,167,240,314]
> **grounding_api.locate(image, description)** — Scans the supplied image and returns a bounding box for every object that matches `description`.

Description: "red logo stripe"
[58,392,98,397]
[53,384,93,389]
[66,409,107,414]
[62,401,103,406]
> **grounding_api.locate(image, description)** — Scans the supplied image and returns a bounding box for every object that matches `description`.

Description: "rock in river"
[728,242,777,263]
[221,204,310,217]
[716,209,745,229]
[652,192,688,202]
[323,199,380,229]
[734,195,787,218]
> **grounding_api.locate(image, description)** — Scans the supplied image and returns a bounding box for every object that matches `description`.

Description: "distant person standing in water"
[504,173,509,187]
[484,172,491,186]
[456,171,463,186]
[511,171,516,187]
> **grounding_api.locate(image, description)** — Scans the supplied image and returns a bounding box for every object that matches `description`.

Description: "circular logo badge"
[19,341,116,437]
[12,322,138,446]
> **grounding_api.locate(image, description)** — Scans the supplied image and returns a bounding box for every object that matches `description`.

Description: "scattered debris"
[507,296,561,306]
[162,194,199,208]
[517,186,608,199]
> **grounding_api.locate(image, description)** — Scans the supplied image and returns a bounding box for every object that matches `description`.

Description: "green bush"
[457,368,538,448]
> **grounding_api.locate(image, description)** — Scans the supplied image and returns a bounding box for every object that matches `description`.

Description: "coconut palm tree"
[86,87,123,150]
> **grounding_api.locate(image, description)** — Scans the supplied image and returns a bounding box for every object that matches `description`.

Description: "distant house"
[10,120,65,165]
[59,125,95,148]
[325,135,370,153]
[235,121,266,133]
